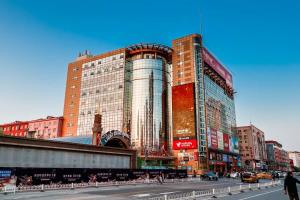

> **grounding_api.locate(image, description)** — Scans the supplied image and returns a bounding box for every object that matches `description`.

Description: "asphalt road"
[0,178,246,200]
[218,185,300,200]
[2,177,298,200]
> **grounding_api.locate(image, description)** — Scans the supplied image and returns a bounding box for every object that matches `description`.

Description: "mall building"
[62,34,239,171]
[171,34,239,174]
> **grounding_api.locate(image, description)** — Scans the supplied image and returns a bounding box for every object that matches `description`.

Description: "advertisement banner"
[231,136,239,154]
[172,83,196,144]
[217,131,224,150]
[229,136,233,152]
[207,127,211,148]
[202,48,233,88]
[210,128,218,149]
[223,133,229,152]
[173,139,197,150]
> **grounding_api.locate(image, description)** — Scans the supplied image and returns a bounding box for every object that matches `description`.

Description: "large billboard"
[172,83,197,150]
[202,48,233,88]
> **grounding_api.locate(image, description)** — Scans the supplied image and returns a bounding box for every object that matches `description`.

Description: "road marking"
[237,188,282,200]
[160,191,181,195]
[132,194,151,197]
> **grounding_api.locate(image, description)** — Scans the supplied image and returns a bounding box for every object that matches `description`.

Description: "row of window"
[3,125,28,131]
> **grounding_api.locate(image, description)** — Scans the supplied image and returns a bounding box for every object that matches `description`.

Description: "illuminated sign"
[173,139,197,150]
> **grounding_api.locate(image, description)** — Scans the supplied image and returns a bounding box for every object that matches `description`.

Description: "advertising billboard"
[223,133,230,152]
[202,48,233,88]
[217,131,224,150]
[210,128,218,149]
[231,136,239,154]
[173,139,197,150]
[172,83,197,149]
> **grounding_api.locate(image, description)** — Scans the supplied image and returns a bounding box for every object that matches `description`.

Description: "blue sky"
[0,0,299,150]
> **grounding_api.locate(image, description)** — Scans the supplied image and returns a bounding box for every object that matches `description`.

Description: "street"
[0,178,247,200]
[0,178,292,200]
[219,184,300,200]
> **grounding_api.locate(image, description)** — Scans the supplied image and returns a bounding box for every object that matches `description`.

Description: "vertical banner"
[210,128,218,149]
[223,133,229,152]
[207,127,211,148]
[217,131,224,150]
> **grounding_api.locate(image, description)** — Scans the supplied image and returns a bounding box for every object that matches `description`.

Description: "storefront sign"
[173,139,197,150]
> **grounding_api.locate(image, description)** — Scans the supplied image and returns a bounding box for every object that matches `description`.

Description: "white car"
[230,172,239,178]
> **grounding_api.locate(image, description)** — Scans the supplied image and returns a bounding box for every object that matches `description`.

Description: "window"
[84,74,87,77]
[96,89,100,93]
[90,72,94,75]
[98,61,101,64]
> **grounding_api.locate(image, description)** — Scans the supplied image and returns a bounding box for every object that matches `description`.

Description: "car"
[200,171,218,181]
[241,172,259,183]
[256,172,272,179]
[230,172,240,179]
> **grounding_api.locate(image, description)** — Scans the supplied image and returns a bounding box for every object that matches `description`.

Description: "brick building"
[266,140,290,171]
[0,116,63,139]
[0,121,29,137]
[237,125,267,171]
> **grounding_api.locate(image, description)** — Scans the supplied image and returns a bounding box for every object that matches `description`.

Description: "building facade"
[237,125,267,170]
[0,121,29,137]
[0,116,63,139]
[266,140,290,171]
[27,116,63,139]
[289,151,300,169]
[62,44,173,167]
[171,34,239,173]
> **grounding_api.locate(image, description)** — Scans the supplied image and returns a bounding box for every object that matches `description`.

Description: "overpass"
[0,135,136,169]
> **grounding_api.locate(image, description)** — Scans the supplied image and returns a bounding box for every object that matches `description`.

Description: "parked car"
[241,172,259,183]
[200,171,218,181]
[256,172,272,179]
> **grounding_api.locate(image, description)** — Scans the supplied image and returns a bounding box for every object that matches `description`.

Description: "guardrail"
[0,178,206,194]
[145,180,281,200]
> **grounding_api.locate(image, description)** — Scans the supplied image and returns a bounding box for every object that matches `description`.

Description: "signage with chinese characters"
[173,139,197,150]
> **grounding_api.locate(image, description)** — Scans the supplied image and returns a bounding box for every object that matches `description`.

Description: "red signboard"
[210,129,218,149]
[223,133,229,152]
[202,48,233,88]
[173,139,197,150]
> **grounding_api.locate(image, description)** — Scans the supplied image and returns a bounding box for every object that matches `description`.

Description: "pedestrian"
[284,171,300,200]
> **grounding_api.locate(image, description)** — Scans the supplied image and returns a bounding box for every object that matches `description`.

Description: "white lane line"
[160,191,181,195]
[237,188,282,200]
[132,194,151,197]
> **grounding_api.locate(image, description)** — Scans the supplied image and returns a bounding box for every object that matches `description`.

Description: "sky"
[0,0,299,150]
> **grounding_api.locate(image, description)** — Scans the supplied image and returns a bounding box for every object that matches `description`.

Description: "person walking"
[284,172,300,200]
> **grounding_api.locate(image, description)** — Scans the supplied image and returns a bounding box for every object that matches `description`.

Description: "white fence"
[0,178,281,197]
[145,180,281,200]
[0,178,201,194]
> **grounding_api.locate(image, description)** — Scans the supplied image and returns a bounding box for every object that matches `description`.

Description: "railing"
[0,178,281,196]
[0,178,202,194]
[145,180,281,200]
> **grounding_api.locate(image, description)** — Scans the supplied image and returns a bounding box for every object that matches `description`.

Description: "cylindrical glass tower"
[125,44,172,152]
